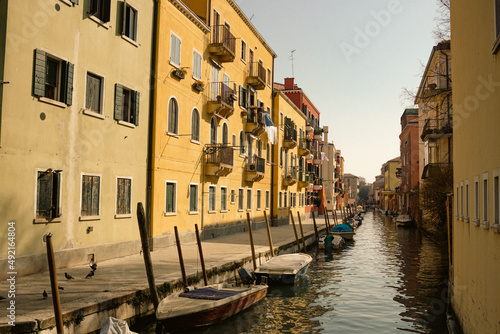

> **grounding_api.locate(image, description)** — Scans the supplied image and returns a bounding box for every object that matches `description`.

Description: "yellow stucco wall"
[451,0,500,332]
[0,0,153,275]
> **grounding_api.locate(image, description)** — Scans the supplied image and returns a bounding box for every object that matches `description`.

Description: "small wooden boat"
[395,214,413,227]
[319,234,345,250]
[156,282,267,331]
[254,253,313,285]
[331,223,355,240]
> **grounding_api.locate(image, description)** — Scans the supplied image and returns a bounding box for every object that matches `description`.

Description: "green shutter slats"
[37,172,53,219]
[70,0,79,5]
[65,62,74,106]
[114,84,123,121]
[133,90,140,126]
[102,0,111,23]
[33,49,46,97]
[122,0,127,35]
[52,172,61,218]
[89,0,97,15]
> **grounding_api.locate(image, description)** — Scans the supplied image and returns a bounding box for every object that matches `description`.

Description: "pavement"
[0,214,333,333]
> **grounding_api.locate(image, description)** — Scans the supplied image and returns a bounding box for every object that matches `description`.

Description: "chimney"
[284,77,295,90]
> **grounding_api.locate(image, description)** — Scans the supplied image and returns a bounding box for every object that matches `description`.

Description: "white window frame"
[279,191,282,208]
[83,70,106,119]
[241,39,247,63]
[220,186,228,212]
[482,172,489,228]
[474,176,480,225]
[115,176,133,218]
[164,180,177,216]
[121,1,139,46]
[189,183,199,214]
[465,179,469,222]
[247,188,252,211]
[34,168,63,223]
[192,49,202,80]
[494,168,500,227]
[191,107,200,144]
[238,188,244,211]
[230,188,236,204]
[256,190,261,211]
[170,31,182,68]
[208,185,217,213]
[266,190,270,210]
[80,172,102,221]
[167,96,179,136]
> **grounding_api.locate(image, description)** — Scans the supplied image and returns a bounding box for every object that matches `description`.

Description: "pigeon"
[85,270,94,279]
[89,259,97,271]
[58,285,64,290]
[65,272,74,280]
[43,290,48,298]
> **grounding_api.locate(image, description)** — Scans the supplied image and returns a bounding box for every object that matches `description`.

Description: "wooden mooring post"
[289,211,302,252]
[174,226,188,287]
[311,211,320,242]
[194,224,208,286]
[296,211,306,252]
[246,213,257,271]
[263,211,274,257]
[45,233,64,334]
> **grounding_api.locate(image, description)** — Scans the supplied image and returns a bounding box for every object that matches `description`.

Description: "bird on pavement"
[58,285,64,290]
[43,290,48,298]
[85,270,94,278]
[65,272,75,280]
[90,258,97,271]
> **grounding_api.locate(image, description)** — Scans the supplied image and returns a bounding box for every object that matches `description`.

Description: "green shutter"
[114,84,123,121]
[70,0,79,5]
[166,183,174,212]
[133,90,140,126]
[64,61,74,106]
[33,49,46,97]
[52,172,61,218]
[37,172,53,219]
[122,0,127,35]
[102,0,111,23]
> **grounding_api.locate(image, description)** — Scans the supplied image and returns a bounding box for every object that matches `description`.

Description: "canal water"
[133,210,450,333]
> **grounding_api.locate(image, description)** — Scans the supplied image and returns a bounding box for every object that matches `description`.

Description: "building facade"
[320,126,338,212]
[381,157,401,213]
[450,1,500,332]
[399,108,419,217]
[344,173,359,205]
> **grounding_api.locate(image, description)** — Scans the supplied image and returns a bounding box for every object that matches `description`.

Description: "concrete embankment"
[0,217,329,333]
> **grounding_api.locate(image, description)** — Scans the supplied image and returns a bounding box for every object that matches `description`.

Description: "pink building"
[399,108,419,216]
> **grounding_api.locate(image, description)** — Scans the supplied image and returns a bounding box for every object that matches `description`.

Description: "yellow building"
[381,157,401,213]
[272,90,310,225]
[0,0,154,277]
[151,0,277,245]
[450,0,500,332]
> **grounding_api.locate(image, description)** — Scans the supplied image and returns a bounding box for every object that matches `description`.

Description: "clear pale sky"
[235,0,441,183]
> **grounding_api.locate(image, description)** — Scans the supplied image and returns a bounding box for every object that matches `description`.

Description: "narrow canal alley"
[133,210,450,333]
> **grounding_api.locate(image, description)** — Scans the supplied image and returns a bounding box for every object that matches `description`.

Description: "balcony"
[246,106,266,136]
[313,152,322,165]
[314,128,323,140]
[421,118,453,141]
[205,144,234,177]
[298,138,311,156]
[207,82,236,118]
[298,171,313,188]
[313,178,323,191]
[208,25,236,63]
[282,167,298,186]
[245,156,265,182]
[305,121,314,133]
[421,162,451,180]
[247,62,266,90]
[283,127,297,149]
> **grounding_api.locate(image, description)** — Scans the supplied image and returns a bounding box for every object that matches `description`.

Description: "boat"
[331,223,355,240]
[156,279,268,331]
[253,253,313,285]
[395,214,413,227]
[319,233,345,250]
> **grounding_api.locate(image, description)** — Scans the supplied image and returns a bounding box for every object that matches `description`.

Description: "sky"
[235,0,441,183]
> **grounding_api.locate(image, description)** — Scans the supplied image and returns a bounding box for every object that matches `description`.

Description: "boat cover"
[179,287,248,300]
[332,224,354,233]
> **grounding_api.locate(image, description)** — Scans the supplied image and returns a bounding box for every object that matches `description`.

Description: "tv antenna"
[290,49,296,77]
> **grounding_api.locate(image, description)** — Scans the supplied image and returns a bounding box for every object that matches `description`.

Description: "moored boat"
[254,253,313,285]
[395,214,413,227]
[320,233,345,250]
[331,223,355,240]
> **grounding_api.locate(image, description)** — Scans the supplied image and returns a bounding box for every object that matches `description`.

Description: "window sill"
[163,212,177,216]
[83,109,105,120]
[493,35,500,55]
[115,214,132,219]
[491,224,500,233]
[256,208,261,211]
[59,0,74,7]
[118,120,136,128]
[208,210,216,214]
[238,209,244,212]
[167,132,179,138]
[169,61,181,69]
[189,211,199,215]
[464,217,470,223]
[190,139,200,145]
[88,14,110,29]
[220,210,228,213]
[79,215,101,221]
[34,217,62,224]
[39,97,67,108]
[481,221,490,229]
[472,219,480,226]
[121,34,139,47]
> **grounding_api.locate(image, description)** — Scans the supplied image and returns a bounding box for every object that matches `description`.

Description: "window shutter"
[132,90,140,126]
[166,183,174,212]
[33,49,46,97]
[70,0,79,5]
[114,84,123,121]
[52,172,61,218]
[63,61,74,106]
[89,0,97,15]
[122,0,127,35]
[37,172,53,219]
[102,0,111,23]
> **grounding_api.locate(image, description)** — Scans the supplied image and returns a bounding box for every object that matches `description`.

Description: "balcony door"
[211,65,219,100]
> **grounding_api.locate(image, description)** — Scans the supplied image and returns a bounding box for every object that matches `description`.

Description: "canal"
[134,210,450,333]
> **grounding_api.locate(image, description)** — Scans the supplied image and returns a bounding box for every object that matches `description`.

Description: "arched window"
[239,131,245,155]
[222,123,229,145]
[210,117,217,144]
[247,134,253,159]
[257,140,262,158]
[279,147,283,166]
[167,98,179,134]
[191,108,200,142]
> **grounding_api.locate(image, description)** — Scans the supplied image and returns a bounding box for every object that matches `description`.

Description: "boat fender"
[184,286,196,292]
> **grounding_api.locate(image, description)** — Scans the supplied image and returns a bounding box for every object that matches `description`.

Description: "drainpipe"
[270,56,276,224]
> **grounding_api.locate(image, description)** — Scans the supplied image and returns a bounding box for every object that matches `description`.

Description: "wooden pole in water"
[296,211,306,252]
[263,211,274,257]
[246,212,257,271]
[289,211,302,253]
[137,203,160,309]
[174,226,187,287]
[324,207,331,230]
[194,224,208,286]
[45,234,64,334]
[311,211,319,242]
[323,208,330,231]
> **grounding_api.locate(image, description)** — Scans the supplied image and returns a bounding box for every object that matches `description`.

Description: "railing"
[285,126,297,142]
[205,144,234,166]
[284,167,298,179]
[421,118,453,140]
[247,106,265,126]
[248,62,266,84]
[248,156,265,173]
[209,82,235,105]
[299,171,312,183]
[299,138,311,151]
[211,25,236,55]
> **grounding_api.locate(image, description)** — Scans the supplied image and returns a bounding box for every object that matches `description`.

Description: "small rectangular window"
[266,190,270,209]
[170,33,181,67]
[165,181,177,215]
[193,50,202,79]
[484,176,489,222]
[116,177,132,216]
[460,183,464,217]
[465,181,469,219]
[36,170,62,221]
[279,191,282,208]
[230,188,236,204]
[267,68,271,87]
[81,174,101,218]
[475,179,479,220]
[33,49,74,105]
[256,190,261,210]
[209,185,216,212]
[86,72,104,114]
[189,184,198,213]
[284,191,287,208]
[495,176,499,224]
[241,40,247,62]
[221,187,227,212]
[89,0,111,23]
[122,1,138,41]
[238,188,244,211]
[247,189,252,210]
[114,84,139,125]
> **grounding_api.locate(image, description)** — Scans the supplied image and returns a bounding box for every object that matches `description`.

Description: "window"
[247,134,253,158]
[266,144,270,165]
[210,117,218,144]
[238,188,244,211]
[266,190,270,209]
[256,190,261,210]
[483,174,489,222]
[284,191,287,208]
[222,123,229,145]
[495,175,499,224]
[84,72,104,114]
[280,112,284,129]
[189,184,198,213]
[239,131,245,155]
[257,140,262,158]
[239,85,247,109]
[114,84,139,125]
[495,0,500,52]
[191,108,200,142]
[193,50,202,79]
[465,180,469,220]
[33,49,74,106]
[221,187,227,212]
[460,182,464,218]
[232,134,236,147]
[241,40,247,62]
[230,188,236,204]
[279,192,283,208]
[170,33,181,67]
[456,184,459,216]
[36,170,62,221]
[88,0,111,23]
[267,68,271,87]
[122,1,138,42]
[247,188,252,210]
[116,177,132,216]
[280,147,283,166]
[167,98,179,135]
[209,185,216,212]
[475,177,480,221]
[165,181,177,215]
[81,174,101,218]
